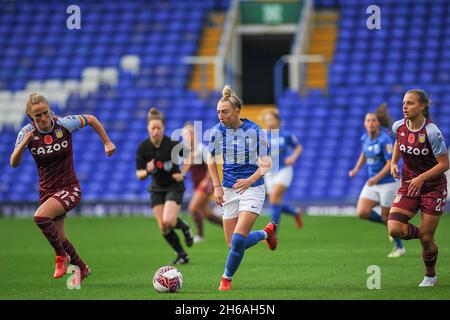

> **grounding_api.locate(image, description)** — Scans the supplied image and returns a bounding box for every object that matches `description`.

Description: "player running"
[136,108,194,265]
[10,93,116,285]
[388,89,449,287]
[207,86,277,291]
[263,109,303,230]
[349,104,405,257]
[180,122,222,243]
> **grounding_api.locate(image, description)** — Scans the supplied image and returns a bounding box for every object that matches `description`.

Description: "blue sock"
[271,204,282,225]
[245,230,266,249]
[369,210,383,224]
[224,233,247,279]
[393,237,404,249]
[281,204,297,216]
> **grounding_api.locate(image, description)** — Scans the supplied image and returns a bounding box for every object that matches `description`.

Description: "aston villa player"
[389,89,449,287]
[10,93,116,285]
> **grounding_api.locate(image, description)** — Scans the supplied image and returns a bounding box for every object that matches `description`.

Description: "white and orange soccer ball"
[153,266,183,293]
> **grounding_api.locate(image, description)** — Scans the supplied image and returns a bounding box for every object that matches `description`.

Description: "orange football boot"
[263,222,278,250]
[218,277,232,291]
[53,255,70,278]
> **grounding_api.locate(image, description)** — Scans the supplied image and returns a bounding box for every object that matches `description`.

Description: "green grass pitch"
[1,213,449,300]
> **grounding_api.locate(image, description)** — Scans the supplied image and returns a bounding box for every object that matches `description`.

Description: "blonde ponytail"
[219,85,242,110]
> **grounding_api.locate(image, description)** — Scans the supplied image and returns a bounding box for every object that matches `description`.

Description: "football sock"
[423,249,438,277]
[62,239,86,270]
[369,210,384,224]
[245,230,266,249]
[271,204,282,225]
[281,204,297,216]
[34,216,66,256]
[393,237,404,249]
[175,218,189,231]
[223,233,246,279]
[192,211,204,237]
[403,223,421,240]
[163,230,186,257]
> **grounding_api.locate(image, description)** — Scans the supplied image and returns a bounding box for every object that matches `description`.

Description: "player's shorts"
[40,185,82,219]
[391,183,447,216]
[222,185,266,220]
[264,166,294,194]
[151,190,184,208]
[359,180,399,207]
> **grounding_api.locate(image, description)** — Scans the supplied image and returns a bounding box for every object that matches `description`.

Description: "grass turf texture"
[0,213,449,300]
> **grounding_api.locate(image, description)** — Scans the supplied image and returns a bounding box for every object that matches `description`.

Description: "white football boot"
[387,246,406,258]
[419,276,438,287]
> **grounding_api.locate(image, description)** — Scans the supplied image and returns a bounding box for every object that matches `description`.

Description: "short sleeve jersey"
[14,115,89,195]
[208,118,269,188]
[392,118,447,191]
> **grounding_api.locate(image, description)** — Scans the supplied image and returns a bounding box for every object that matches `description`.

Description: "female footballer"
[263,109,304,230]
[207,86,277,291]
[388,89,449,287]
[10,93,116,285]
[349,104,405,257]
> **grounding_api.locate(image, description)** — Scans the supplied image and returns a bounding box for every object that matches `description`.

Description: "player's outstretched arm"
[349,151,366,177]
[84,115,116,157]
[285,145,303,166]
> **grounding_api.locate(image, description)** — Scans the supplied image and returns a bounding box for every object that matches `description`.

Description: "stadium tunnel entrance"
[241,34,293,105]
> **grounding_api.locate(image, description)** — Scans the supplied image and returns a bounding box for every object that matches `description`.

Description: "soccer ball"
[153,266,183,293]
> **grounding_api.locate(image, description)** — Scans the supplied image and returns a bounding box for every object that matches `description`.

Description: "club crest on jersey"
[44,135,53,145]
[373,144,380,154]
[408,133,415,144]
[418,134,425,143]
[55,129,63,139]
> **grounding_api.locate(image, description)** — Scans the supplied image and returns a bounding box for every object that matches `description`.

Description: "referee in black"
[136,107,193,265]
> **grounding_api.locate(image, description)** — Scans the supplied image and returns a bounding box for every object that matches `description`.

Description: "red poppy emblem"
[156,161,163,169]
[44,135,53,145]
[408,133,415,144]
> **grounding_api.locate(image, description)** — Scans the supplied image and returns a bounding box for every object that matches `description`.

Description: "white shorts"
[359,181,399,207]
[222,185,266,220]
[264,166,294,194]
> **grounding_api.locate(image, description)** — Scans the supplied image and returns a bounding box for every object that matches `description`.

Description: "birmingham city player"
[10,93,116,284]
[388,89,449,287]
[263,110,303,230]
[207,86,277,291]
[349,104,405,257]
